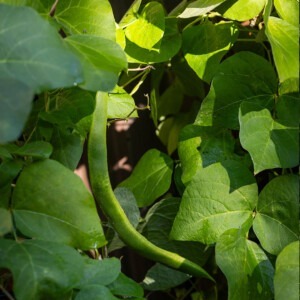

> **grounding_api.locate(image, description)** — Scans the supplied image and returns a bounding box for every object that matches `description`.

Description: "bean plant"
[0,0,299,299]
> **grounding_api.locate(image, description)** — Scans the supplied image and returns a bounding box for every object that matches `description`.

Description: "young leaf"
[178,0,226,18]
[107,86,138,119]
[253,175,299,255]
[55,0,116,41]
[274,241,299,300]
[142,263,191,291]
[123,18,182,64]
[12,159,106,250]
[125,1,165,50]
[239,105,299,174]
[170,160,258,244]
[65,35,127,92]
[218,0,265,21]
[0,239,85,300]
[216,228,274,300]
[0,4,83,93]
[0,78,34,143]
[183,21,238,82]
[195,52,277,129]
[118,149,173,207]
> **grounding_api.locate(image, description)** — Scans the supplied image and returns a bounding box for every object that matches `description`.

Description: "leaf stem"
[0,284,15,300]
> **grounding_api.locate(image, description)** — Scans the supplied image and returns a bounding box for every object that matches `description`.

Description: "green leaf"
[76,257,121,288]
[0,78,34,143]
[75,285,118,300]
[0,4,83,93]
[239,105,299,174]
[274,0,299,26]
[12,159,106,250]
[114,187,140,228]
[0,239,84,300]
[178,125,236,185]
[107,86,138,119]
[125,1,165,50]
[195,52,277,129]
[143,198,211,265]
[119,149,173,207]
[12,141,53,159]
[183,21,238,82]
[65,35,127,92]
[55,0,116,41]
[170,161,258,244]
[50,127,83,170]
[39,88,96,126]
[178,0,226,18]
[0,208,12,236]
[119,0,142,28]
[123,18,182,63]
[142,263,191,291]
[216,228,274,300]
[108,273,144,298]
[276,93,300,126]
[218,0,266,21]
[274,241,299,300]
[253,175,299,255]
[265,13,299,84]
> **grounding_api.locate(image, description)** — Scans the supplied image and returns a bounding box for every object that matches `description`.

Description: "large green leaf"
[216,228,274,300]
[195,52,277,129]
[106,86,138,119]
[0,239,84,300]
[0,4,83,93]
[0,78,34,143]
[178,125,236,185]
[264,2,299,84]
[12,159,106,250]
[274,241,299,300]
[183,21,238,82]
[143,198,211,265]
[65,35,127,92]
[239,105,299,174]
[121,18,182,63]
[178,0,226,18]
[218,0,266,21]
[55,0,116,41]
[253,175,299,255]
[119,149,173,207]
[170,160,258,244]
[274,0,299,26]
[125,1,165,50]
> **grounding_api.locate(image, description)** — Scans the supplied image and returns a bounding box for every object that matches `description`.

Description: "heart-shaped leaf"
[170,160,258,244]
[239,105,299,174]
[253,175,299,255]
[12,159,106,250]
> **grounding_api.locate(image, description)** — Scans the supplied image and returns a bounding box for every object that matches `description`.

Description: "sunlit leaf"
[216,228,274,299]
[170,161,257,244]
[253,175,299,255]
[12,159,106,250]
[274,0,299,26]
[119,149,173,207]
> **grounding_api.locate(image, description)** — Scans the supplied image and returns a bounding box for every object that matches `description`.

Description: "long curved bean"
[88,92,213,280]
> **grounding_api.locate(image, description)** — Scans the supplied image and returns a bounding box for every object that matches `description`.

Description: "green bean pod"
[88,92,214,280]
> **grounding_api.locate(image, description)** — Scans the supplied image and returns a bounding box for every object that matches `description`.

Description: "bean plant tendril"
[88,92,214,281]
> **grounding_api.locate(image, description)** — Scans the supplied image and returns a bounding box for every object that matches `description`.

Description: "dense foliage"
[0,0,299,299]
